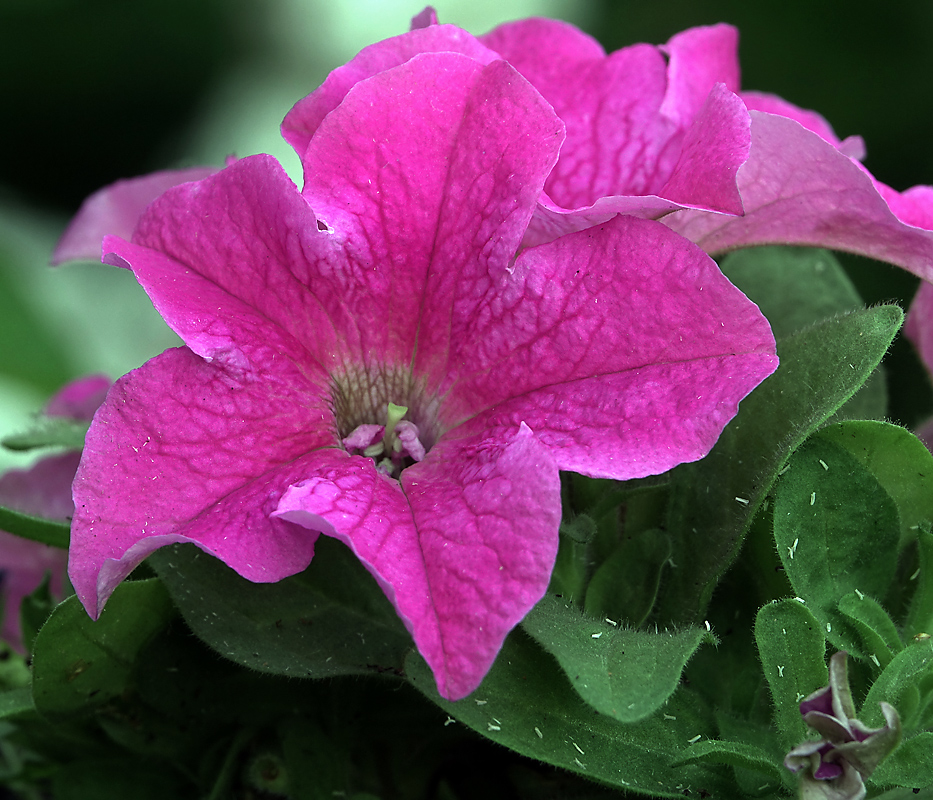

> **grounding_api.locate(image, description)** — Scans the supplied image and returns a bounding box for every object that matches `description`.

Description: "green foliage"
[521,594,713,722]
[0,504,69,548]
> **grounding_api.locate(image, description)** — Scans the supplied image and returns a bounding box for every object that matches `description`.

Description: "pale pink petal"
[438,215,777,479]
[907,280,933,376]
[741,91,866,159]
[281,26,498,158]
[274,424,560,700]
[51,167,218,264]
[665,111,933,282]
[69,346,338,616]
[44,374,110,420]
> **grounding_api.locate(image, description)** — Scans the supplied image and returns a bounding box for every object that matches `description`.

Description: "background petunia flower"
[52,166,219,264]
[286,12,933,281]
[67,53,777,700]
[283,14,752,249]
[0,375,109,652]
[785,652,901,800]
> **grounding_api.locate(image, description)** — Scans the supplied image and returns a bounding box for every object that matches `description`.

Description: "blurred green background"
[2,0,933,468]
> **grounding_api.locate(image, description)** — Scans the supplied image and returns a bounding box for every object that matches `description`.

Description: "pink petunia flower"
[301,11,933,280]
[0,375,109,651]
[64,53,776,699]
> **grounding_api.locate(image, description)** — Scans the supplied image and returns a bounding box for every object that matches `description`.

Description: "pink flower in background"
[0,375,109,651]
[52,168,218,264]
[297,10,933,280]
[476,15,933,278]
[64,53,776,699]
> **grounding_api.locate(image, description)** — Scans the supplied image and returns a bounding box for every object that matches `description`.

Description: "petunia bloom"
[478,16,933,279]
[785,652,901,800]
[303,11,933,281]
[66,53,777,699]
[0,375,109,651]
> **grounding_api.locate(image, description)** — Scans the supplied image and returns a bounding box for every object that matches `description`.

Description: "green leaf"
[720,246,887,422]
[754,599,828,750]
[671,738,783,782]
[837,591,904,669]
[872,731,933,788]
[148,537,413,679]
[0,504,69,548]
[0,687,34,720]
[583,528,671,627]
[19,572,58,656]
[406,629,736,797]
[661,304,903,625]
[521,594,711,722]
[860,638,933,730]
[773,437,901,656]
[49,758,194,800]
[1,416,89,452]
[31,578,175,717]
[906,528,933,639]
[816,420,933,544]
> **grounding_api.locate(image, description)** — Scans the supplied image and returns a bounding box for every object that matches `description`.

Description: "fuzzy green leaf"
[773,437,901,656]
[755,599,828,750]
[816,420,933,544]
[837,591,904,669]
[906,528,933,639]
[31,578,175,718]
[871,731,933,789]
[149,537,413,679]
[861,638,933,730]
[522,594,712,722]
[406,629,734,797]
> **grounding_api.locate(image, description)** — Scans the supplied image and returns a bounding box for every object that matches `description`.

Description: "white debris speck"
[819,459,829,471]
[534,727,543,739]
[870,654,881,667]
[704,620,711,631]
[778,465,791,476]
[796,693,806,702]
[605,618,618,626]
[794,597,806,604]
[487,723,501,732]
[444,717,456,727]
[574,758,586,770]
[572,741,585,755]
[777,665,785,677]
[687,734,702,744]
[826,623,832,633]
[475,699,487,706]
[663,714,677,721]
[810,492,816,506]
[911,567,921,581]
[788,537,799,559]
[735,496,749,505]
[591,632,602,639]
[855,589,864,599]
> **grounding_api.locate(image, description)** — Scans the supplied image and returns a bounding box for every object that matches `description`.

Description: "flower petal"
[51,166,217,264]
[281,25,498,158]
[481,19,749,231]
[273,424,560,700]
[437,215,777,479]
[665,111,933,282]
[69,346,336,617]
[300,53,563,378]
